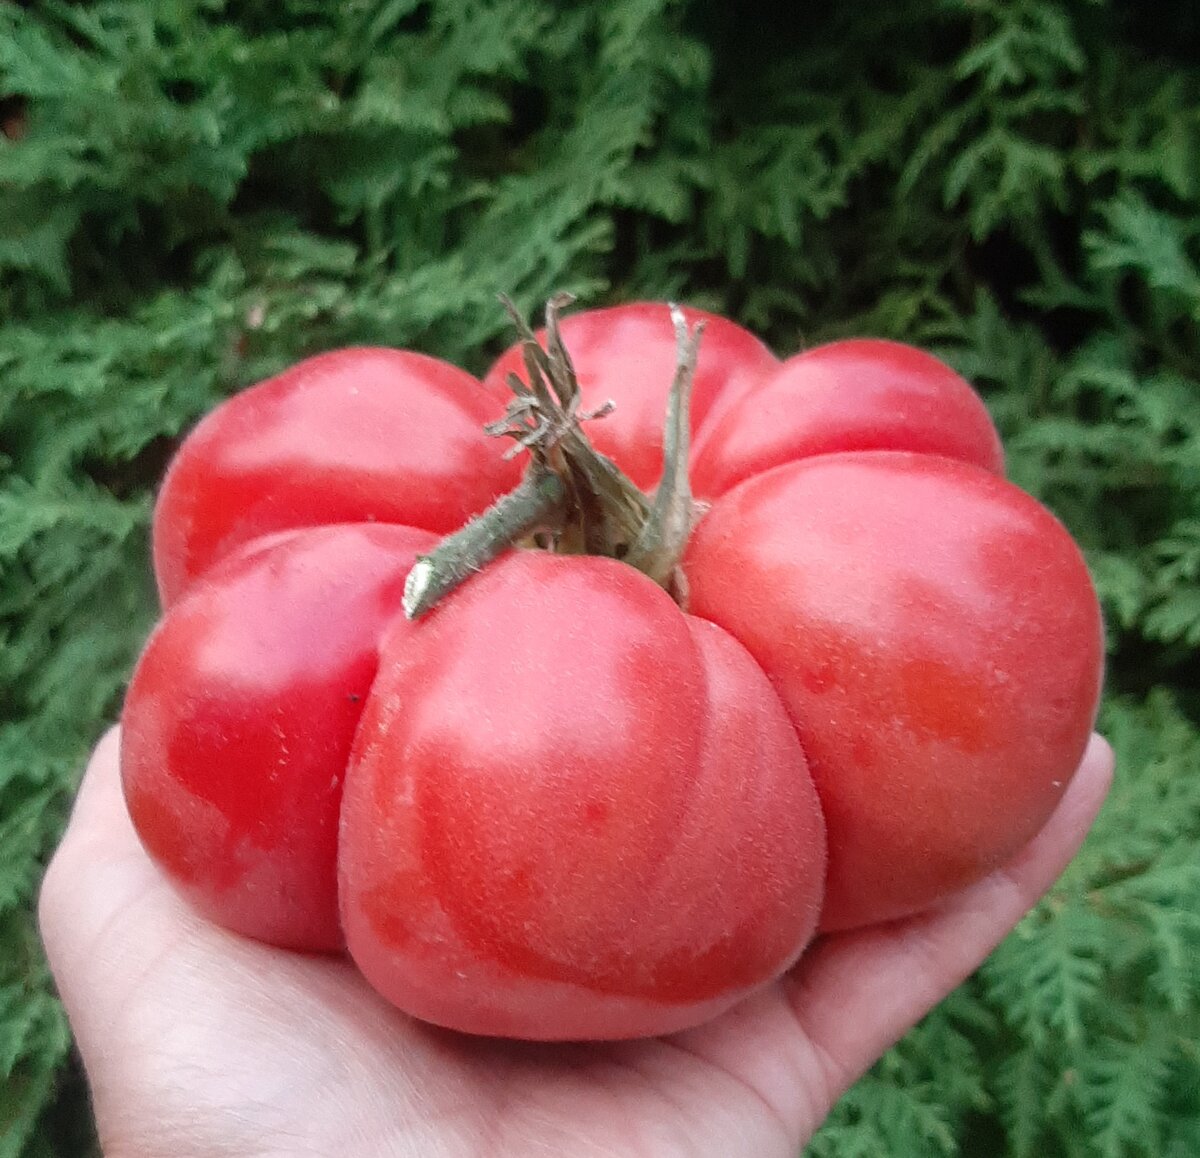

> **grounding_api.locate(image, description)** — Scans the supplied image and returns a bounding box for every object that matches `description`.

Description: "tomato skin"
[338,550,826,1040]
[684,452,1103,931]
[153,348,518,605]
[483,303,778,491]
[121,523,435,951]
[690,339,1006,500]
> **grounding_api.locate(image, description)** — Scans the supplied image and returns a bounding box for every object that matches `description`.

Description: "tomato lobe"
[153,349,517,603]
[484,303,778,491]
[339,551,826,1039]
[691,338,1005,498]
[122,523,435,951]
[684,452,1103,931]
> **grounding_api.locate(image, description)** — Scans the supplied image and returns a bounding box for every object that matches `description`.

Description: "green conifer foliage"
[2,1,1197,1153]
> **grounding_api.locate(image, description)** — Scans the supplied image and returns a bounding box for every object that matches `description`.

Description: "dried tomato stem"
[402,295,705,619]
[623,306,705,587]
[501,294,651,558]
[403,467,566,619]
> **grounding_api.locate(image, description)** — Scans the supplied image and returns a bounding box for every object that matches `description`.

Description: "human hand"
[40,728,1112,1158]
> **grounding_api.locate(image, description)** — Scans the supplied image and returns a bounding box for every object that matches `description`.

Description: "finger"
[38,726,171,975]
[786,733,1114,1102]
[58,725,140,848]
[40,724,151,889]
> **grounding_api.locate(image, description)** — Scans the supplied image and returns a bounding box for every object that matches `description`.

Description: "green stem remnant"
[623,306,704,587]
[402,296,704,619]
[402,466,566,619]
[502,293,652,560]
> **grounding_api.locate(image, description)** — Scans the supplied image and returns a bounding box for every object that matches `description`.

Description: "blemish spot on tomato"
[799,656,837,695]
[850,733,875,770]
[583,800,609,825]
[363,879,417,951]
[898,656,988,750]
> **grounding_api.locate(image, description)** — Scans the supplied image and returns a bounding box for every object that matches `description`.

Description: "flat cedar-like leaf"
[812,1077,958,1158]
[995,1046,1056,1158]
[984,907,1109,1050]
[1080,1023,1176,1158]
[1085,193,1200,305]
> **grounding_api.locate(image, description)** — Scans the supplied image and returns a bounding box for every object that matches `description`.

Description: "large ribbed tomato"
[120,301,1102,1042]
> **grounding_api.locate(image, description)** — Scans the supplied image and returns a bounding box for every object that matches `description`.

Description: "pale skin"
[40,728,1113,1158]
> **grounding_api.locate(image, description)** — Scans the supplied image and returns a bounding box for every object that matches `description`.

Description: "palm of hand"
[40,731,1111,1158]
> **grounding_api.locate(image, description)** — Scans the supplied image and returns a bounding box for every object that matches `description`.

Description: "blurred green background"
[2,1,1198,1154]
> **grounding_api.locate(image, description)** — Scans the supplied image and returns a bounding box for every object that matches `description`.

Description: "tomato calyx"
[403,295,705,618]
